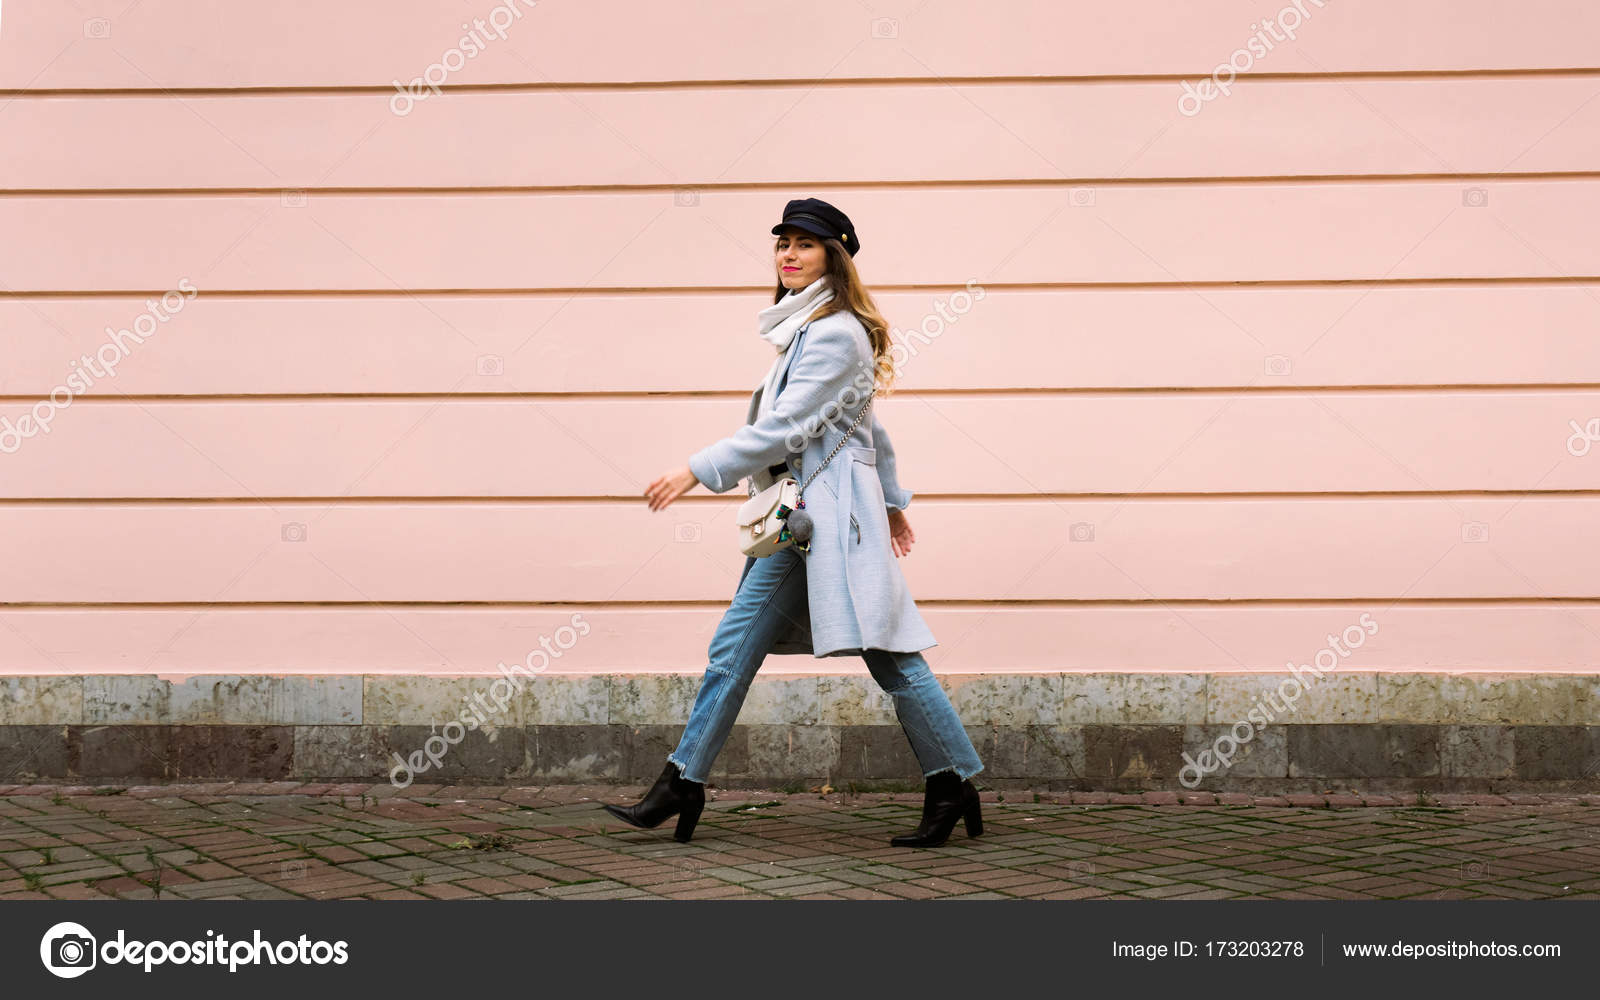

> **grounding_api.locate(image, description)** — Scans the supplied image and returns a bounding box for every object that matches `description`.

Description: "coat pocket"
[849,512,860,545]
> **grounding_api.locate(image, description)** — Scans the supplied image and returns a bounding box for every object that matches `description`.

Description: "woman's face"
[774,227,827,291]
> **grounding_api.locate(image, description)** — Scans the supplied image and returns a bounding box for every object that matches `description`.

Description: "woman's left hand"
[645,464,700,511]
[887,507,915,557]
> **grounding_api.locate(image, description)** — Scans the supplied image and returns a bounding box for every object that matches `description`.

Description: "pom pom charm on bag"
[775,500,813,553]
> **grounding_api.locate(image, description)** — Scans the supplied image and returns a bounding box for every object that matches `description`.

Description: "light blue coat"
[689,310,938,657]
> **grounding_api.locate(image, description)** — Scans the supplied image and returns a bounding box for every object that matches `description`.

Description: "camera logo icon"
[40,922,97,979]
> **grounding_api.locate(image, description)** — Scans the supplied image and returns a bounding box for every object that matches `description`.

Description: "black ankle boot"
[601,761,706,843]
[890,772,983,848]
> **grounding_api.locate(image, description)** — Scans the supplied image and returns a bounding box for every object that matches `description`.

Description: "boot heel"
[963,802,983,838]
[673,800,704,843]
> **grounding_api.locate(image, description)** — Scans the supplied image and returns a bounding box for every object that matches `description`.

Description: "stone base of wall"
[1,673,1596,791]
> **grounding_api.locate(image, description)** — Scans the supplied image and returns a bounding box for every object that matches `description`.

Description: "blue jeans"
[667,544,984,784]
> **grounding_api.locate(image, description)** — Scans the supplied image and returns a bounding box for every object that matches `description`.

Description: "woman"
[602,198,985,847]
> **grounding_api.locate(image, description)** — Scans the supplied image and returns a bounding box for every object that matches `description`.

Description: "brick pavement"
[1,783,1598,900]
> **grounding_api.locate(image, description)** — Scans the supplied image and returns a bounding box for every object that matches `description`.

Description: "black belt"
[767,461,790,478]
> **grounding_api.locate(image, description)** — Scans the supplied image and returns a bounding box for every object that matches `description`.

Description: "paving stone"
[2,784,1598,901]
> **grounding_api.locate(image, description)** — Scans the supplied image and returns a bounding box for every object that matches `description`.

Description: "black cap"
[771,198,861,257]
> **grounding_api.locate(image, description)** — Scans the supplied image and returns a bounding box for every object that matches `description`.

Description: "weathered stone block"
[0,678,83,726]
[1207,672,1378,725]
[71,725,172,779]
[1441,725,1515,779]
[620,724,684,779]
[1078,725,1183,783]
[1063,673,1205,724]
[747,724,840,781]
[168,726,294,780]
[817,675,899,726]
[1287,725,1439,778]
[528,725,623,781]
[525,674,608,725]
[1181,724,1289,779]
[0,725,71,779]
[606,675,697,725]
[942,674,1064,726]
[980,725,1084,780]
[383,724,525,782]
[364,676,525,729]
[740,676,820,725]
[1513,726,1600,780]
[1380,674,1600,726]
[86,675,360,725]
[837,725,922,779]
[293,725,394,780]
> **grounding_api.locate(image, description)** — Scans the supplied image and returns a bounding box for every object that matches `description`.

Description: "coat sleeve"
[688,320,868,494]
[871,410,913,511]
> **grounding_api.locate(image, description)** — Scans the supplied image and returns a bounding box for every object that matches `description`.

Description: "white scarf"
[755,277,833,419]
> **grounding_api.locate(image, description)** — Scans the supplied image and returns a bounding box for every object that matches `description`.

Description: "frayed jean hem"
[924,763,983,782]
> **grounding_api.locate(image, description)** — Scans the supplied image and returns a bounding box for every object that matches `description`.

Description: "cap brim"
[771,221,832,239]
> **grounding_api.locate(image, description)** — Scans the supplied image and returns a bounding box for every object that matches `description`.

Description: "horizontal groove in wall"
[6,383,1600,403]
[7,171,1600,196]
[0,490,1597,506]
[5,66,1600,97]
[7,277,1600,298]
[3,597,1598,610]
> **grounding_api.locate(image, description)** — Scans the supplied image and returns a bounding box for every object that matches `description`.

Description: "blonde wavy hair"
[771,233,897,397]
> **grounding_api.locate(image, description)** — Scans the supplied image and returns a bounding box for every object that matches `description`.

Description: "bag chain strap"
[795,393,875,504]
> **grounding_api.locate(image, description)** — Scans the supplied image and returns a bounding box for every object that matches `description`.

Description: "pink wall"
[2,0,1598,676]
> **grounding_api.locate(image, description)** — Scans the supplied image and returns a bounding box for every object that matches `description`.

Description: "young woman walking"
[602,198,985,847]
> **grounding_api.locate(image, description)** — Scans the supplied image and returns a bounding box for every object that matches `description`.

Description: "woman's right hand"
[645,464,701,512]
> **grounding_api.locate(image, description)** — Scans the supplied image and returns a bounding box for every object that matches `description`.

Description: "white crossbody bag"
[736,395,874,558]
